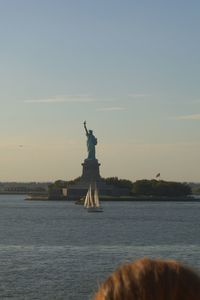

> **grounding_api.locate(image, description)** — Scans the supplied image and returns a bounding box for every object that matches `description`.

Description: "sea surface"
[0,195,199,300]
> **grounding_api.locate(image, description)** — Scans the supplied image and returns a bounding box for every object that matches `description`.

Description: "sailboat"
[84,183,103,212]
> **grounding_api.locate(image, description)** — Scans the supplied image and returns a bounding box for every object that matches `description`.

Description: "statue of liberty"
[84,121,97,160]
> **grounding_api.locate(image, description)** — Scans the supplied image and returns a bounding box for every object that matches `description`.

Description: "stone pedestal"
[81,159,101,181]
[66,158,112,199]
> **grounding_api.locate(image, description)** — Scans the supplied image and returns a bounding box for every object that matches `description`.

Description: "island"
[25,122,196,202]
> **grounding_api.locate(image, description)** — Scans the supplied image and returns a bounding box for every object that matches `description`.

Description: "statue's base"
[81,159,101,181]
[66,158,112,199]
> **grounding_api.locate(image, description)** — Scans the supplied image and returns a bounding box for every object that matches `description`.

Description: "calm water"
[0,195,199,299]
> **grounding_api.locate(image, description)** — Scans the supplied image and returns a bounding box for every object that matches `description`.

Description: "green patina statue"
[84,121,97,160]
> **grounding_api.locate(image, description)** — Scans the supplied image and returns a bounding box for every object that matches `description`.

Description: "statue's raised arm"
[84,121,89,136]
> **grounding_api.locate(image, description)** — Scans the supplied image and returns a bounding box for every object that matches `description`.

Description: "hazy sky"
[0,0,200,182]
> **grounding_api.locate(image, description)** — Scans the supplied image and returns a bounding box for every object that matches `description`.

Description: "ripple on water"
[0,196,199,299]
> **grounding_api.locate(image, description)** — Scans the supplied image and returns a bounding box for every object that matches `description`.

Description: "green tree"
[102,177,133,190]
[132,180,191,197]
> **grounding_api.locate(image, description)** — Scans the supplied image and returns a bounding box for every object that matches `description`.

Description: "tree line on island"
[49,177,192,197]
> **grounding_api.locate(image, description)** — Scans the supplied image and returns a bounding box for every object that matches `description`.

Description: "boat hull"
[87,207,103,213]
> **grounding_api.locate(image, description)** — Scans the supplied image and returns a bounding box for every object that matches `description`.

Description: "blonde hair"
[93,258,200,300]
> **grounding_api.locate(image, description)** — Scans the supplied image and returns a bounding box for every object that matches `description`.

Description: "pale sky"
[0,0,200,182]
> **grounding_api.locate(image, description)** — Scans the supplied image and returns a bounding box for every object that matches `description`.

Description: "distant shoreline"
[24,195,200,202]
[91,196,200,202]
[0,192,28,195]
[0,192,199,202]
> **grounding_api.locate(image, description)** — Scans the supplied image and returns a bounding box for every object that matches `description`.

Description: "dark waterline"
[0,195,199,299]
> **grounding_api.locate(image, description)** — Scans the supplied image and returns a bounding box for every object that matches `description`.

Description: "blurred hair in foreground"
[93,257,200,300]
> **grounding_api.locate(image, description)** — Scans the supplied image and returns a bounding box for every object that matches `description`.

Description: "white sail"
[84,185,91,207]
[83,182,103,212]
[89,184,94,207]
[94,183,100,207]
[84,192,88,207]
